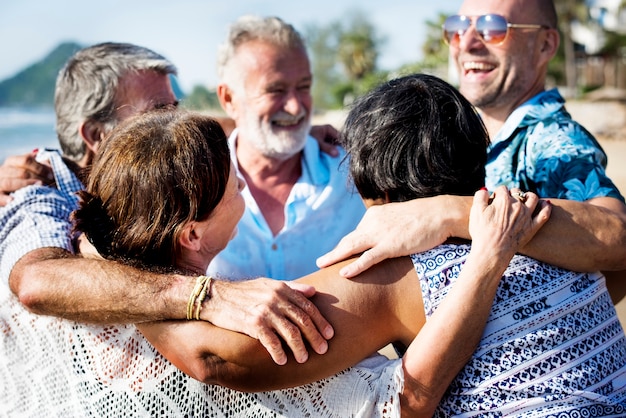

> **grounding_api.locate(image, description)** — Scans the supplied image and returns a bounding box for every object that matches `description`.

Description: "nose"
[237,175,246,191]
[458,24,485,51]
[283,89,305,116]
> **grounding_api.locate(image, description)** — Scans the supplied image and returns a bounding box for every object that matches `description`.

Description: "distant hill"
[0,42,186,109]
[0,42,83,108]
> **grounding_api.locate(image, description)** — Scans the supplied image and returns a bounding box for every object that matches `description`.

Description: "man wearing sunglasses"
[441,0,623,204]
[319,0,626,312]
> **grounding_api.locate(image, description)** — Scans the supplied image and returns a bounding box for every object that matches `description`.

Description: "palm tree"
[336,11,381,81]
[554,0,589,94]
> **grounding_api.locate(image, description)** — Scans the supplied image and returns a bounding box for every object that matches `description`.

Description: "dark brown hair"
[73,109,230,269]
[340,73,489,202]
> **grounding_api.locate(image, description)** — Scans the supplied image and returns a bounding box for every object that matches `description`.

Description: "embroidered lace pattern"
[0,295,403,417]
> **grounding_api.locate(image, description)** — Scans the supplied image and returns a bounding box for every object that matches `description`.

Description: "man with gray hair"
[53,43,177,163]
[208,15,365,281]
[0,17,362,283]
[1,42,334,398]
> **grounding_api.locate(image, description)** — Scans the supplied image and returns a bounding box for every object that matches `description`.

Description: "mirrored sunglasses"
[442,14,549,46]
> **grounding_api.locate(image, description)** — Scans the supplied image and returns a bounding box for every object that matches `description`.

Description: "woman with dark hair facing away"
[71,87,547,416]
[337,73,626,415]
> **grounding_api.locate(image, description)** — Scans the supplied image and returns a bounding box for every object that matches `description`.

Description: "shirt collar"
[491,88,564,145]
[35,148,83,205]
[227,128,330,186]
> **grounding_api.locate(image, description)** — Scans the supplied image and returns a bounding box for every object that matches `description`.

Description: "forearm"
[400,187,551,416]
[10,247,340,364]
[10,248,193,323]
[139,257,423,391]
[400,249,508,416]
[445,195,626,272]
[395,194,473,252]
[138,317,377,392]
[520,197,626,272]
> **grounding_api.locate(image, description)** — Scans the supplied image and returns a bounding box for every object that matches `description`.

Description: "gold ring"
[512,191,527,202]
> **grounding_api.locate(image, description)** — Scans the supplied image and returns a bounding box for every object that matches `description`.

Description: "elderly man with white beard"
[208,15,365,282]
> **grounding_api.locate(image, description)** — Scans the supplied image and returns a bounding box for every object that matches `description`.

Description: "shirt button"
[271,244,278,250]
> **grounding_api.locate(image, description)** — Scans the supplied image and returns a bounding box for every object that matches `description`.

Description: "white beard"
[241,110,311,161]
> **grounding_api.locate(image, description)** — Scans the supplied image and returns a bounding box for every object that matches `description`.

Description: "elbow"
[400,392,439,418]
[599,230,626,271]
[399,367,443,418]
[9,262,49,314]
[192,356,265,393]
[615,226,626,270]
[160,350,227,387]
[597,202,626,270]
[8,248,70,315]
[188,355,221,386]
[187,344,272,392]
[607,211,626,268]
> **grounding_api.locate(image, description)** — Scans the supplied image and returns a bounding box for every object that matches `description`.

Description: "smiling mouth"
[463,61,496,73]
[272,114,305,127]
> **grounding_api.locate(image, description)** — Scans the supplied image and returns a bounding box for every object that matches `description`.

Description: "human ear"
[79,119,106,153]
[179,222,202,252]
[217,84,238,119]
[540,28,559,59]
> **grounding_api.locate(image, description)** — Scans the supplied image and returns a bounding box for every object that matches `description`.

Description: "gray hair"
[54,42,177,162]
[216,15,306,88]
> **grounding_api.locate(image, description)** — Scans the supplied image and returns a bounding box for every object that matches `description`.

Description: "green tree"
[336,11,382,81]
[181,85,220,110]
[306,9,385,109]
[421,13,450,68]
[304,21,343,110]
[554,0,589,93]
[397,12,450,80]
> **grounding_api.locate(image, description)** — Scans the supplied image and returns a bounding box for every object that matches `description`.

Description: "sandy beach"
[569,99,626,328]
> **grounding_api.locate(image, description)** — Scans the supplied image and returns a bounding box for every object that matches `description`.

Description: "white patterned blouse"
[412,243,626,417]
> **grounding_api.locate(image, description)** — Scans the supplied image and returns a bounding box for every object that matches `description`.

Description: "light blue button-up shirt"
[207,130,366,281]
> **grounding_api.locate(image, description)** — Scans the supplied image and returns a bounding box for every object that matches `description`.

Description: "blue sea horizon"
[0,107,58,163]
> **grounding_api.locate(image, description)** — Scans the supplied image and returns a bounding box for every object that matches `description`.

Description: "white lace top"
[0,294,403,417]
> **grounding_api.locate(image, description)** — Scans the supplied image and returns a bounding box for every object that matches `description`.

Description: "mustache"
[271,110,308,124]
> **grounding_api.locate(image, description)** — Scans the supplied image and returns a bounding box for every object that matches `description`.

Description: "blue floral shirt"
[485,88,624,202]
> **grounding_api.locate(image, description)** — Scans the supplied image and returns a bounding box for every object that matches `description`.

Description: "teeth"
[274,120,298,126]
[463,62,495,71]
[273,117,303,127]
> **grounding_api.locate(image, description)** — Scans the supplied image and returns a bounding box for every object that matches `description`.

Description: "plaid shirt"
[0,149,83,282]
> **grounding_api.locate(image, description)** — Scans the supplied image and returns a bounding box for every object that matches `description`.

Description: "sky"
[0,0,461,93]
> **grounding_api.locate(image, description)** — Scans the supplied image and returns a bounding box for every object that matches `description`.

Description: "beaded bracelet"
[186,275,213,320]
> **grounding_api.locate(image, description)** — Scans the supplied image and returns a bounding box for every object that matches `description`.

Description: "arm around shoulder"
[520,196,626,272]
[317,194,472,277]
[138,256,423,392]
[10,247,190,323]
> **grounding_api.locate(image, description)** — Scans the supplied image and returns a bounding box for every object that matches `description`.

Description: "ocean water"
[0,107,58,164]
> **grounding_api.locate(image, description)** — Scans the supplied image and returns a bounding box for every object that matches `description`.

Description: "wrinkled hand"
[0,151,53,206]
[469,186,551,260]
[202,278,334,366]
[310,124,339,157]
[317,196,459,277]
